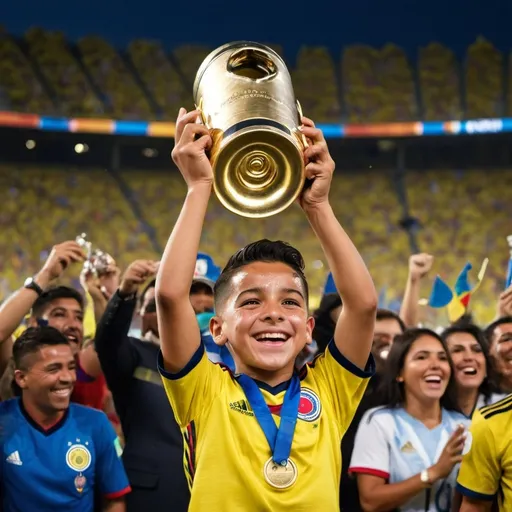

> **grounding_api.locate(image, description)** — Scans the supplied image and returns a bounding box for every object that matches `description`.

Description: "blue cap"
[194,253,221,288]
[323,272,337,295]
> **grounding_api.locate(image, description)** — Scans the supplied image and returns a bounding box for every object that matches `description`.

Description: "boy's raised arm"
[156,108,213,373]
[300,117,378,370]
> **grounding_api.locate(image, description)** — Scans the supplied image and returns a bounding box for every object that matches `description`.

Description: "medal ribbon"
[238,374,300,465]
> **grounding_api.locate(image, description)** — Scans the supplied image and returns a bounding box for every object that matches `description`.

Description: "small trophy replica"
[75,233,113,277]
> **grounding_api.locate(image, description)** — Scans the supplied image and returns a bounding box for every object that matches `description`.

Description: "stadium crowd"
[0,27,508,121]
[0,140,510,511]
[1,27,512,512]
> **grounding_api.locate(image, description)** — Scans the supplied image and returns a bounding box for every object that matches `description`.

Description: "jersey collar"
[19,398,70,436]
[234,375,293,396]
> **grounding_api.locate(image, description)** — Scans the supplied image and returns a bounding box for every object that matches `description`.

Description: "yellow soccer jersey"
[457,394,512,510]
[158,341,374,512]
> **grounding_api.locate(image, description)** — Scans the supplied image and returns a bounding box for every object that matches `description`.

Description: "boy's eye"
[241,300,259,306]
[283,300,300,306]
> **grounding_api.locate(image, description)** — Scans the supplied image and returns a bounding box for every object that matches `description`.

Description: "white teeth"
[255,333,288,342]
[425,376,442,383]
[462,367,477,375]
[53,389,70,396]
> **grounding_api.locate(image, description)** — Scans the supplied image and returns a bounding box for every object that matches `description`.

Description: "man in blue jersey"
[0,326,131,512]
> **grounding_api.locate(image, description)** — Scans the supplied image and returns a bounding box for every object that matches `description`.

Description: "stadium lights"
[74,143,89,154]
[142,148,158,158]
[25,140,36,150]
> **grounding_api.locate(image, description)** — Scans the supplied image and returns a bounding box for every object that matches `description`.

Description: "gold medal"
[263,457,298,489]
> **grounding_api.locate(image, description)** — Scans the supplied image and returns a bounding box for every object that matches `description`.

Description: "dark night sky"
[3,0,511,62]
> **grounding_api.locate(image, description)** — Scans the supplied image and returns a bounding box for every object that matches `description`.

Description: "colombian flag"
[426,259,488,322]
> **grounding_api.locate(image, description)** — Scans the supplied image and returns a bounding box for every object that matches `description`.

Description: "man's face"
[210,261,314,376]
[15,344,76,414]
[34,298,84,356]
[190,282,214,314]
[373,317,403,372]
[489,322,512,382]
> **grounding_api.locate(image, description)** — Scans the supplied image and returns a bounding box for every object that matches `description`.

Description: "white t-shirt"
[475,392,507,411]
[349,406,470,512]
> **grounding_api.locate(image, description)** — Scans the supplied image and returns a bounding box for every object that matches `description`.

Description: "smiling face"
[15,344,76,415]
[489,322,512,384]
[210,261,314,382]
[400,335,452,403]
[33,298,84,355]
[445,331,486,391]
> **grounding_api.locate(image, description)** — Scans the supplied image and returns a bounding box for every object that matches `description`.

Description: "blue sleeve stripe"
[158,344,205,381]
[456,483,496,501]
[327,341,376,378]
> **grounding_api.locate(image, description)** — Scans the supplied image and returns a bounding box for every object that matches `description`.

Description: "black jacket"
[95,291,189,512]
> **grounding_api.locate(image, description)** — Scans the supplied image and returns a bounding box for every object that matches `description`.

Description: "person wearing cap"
[193,254,236,370]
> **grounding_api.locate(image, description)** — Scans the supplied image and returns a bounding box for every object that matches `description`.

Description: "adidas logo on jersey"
[400,441,416,453]
[6,451,22,466]
[229,399,254,416]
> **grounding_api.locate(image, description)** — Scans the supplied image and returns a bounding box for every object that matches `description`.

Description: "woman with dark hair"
[349,328,470,512]
[312,292,342,353]
[442,324,504,417]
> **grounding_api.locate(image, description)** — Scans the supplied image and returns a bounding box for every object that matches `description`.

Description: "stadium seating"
[0,30,55,114]
[1,30,512,123]
[128,39,186,118]
[0,162,506,326]
[172,45,212,108]
[24,28,104,117]
[342,44,417,123]
[0,166,155,298]
[465,37,504,118]
[292,46,341,123]
[406,168,512,323]
[77,36,154,119]
[418,43,462,121]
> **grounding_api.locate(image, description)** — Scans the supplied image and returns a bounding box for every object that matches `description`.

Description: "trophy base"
[212,126,305,218]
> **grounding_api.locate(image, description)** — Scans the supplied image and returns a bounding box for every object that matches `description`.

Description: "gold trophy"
[193,42,307,218]
[75,233,113,277]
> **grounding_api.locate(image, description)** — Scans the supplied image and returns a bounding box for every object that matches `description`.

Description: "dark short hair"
[378,328,460,412]
[441,323,499,399]
[32,286,84,319]
[485,316,512,344]
[214,240,308,310]
[376,309,406,333]
[13,326,70,371]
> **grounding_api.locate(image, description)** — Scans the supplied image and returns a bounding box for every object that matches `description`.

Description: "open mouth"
[424,374,443,386]
[51,388,72,398]
[253,332,290,344]
[65,334,79,344]
[459,366,478,376]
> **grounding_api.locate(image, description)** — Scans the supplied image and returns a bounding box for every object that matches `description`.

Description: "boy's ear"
[305,316,315,345]
[209,316,228,346]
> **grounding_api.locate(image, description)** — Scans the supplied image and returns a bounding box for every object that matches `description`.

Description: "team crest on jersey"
[298,388,321,422]
[66,441,91,472]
